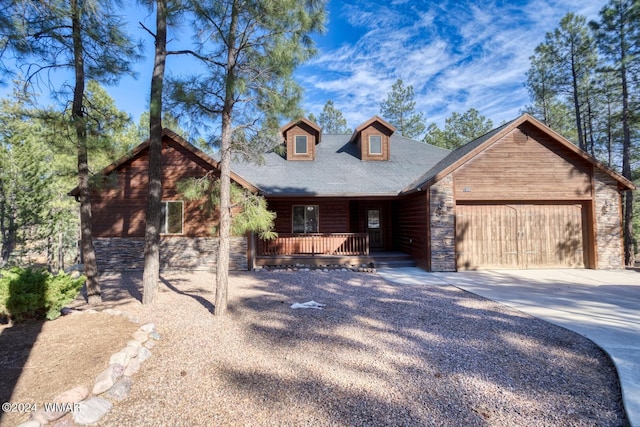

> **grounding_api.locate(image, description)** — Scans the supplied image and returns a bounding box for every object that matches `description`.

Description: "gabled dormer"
[281,118,322,161]
[349,116,396,161]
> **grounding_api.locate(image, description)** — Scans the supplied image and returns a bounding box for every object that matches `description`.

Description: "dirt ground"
[0,311,138,426]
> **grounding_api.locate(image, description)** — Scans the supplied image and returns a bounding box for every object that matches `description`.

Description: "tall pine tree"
[0,0,141,303]
[379,79,426,139]
[169,0,326,315]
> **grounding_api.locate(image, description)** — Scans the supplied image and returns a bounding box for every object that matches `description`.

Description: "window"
[292,205,318,233]
[369,135,382,155]
[160,201,183,234]
[295,135,308,154]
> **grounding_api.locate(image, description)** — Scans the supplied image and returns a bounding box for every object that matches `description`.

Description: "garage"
[456,203,586,270]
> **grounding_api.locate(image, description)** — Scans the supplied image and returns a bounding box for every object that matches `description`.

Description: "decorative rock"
[137,346,152,363]
[143,339,156,350]
[72,397,113,426]
[93,364,124,395]
[126,339,142,349]
[16,421,40,427]
[139,322,156,333]
[104,376,133,402]
[122,343,140,358]
[60,307,75,316]
[31,385,92,421]
[124,356,141,376]
[54,385,90,404]
[102,308,122,316]
[132,330,148,343]
[51,413,75,427]
[149,331,161,341]
[109,351,130,367]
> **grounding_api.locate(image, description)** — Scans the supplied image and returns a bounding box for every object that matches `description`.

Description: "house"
[74,114,634,272]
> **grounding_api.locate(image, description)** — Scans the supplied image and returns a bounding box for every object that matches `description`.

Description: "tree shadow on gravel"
[223,270,628,427]
[160,276,215,315]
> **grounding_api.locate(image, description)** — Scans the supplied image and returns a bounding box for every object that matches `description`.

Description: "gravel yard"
[87,270,626,426]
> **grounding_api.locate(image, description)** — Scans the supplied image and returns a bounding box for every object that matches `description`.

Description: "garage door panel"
[456,205,518,269]
[456,204,585,270]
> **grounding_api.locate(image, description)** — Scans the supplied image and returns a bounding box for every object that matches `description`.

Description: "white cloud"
[298,0,609,131]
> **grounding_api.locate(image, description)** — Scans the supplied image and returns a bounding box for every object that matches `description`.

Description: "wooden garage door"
[456,204,585,270]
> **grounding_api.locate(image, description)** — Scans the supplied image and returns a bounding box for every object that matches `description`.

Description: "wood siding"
[91,136,217,238]
[393,192,429,269]
[456,203,586,270]
[266,198,350,234]
[285,122,317,161]
[454,125,593,201]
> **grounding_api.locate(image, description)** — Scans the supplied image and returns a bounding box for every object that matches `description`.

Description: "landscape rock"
[124,356,141,376]
[104,376,133,402]
[109,351,130,367]
[102,308,122,316]
[122,343,140,358]
[54,384,90,404]
[132,329,148,343]
[72,397,113,426]
[15,421,40,427]
[50,413,75,427]
[149,331,161,341]
[137,346,152,363]
[143,339,156,349]
[139,322,156,333]
[93,364,124,395]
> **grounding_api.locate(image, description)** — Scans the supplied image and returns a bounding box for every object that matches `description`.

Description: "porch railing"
[258,233,369,256]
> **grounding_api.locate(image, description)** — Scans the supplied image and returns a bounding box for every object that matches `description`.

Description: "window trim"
[369,135,383,155]
[292,204,319,233]
[294,135,308,155]
[160,200,184,235]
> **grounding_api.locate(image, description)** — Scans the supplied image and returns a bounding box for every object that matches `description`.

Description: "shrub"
[0,267,85,321]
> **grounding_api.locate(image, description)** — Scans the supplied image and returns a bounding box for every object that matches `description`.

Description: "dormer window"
[349,116,396,161]
[369,135,382,155]
[295,135,308,155]
[280,118,321,161]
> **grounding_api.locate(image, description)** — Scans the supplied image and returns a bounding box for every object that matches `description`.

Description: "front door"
[367,209,384,250]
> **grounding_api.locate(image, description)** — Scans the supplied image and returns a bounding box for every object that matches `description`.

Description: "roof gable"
[281,117,322,144]
[403,114,635,193]
[348,115,396,144]
[68,128,259,196]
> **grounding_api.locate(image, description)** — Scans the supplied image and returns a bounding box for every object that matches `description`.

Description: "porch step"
[370,253,416,269]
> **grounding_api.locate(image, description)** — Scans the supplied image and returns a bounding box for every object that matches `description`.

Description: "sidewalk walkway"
[377,268,640,427]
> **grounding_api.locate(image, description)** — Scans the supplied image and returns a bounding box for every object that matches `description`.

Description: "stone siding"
[94,237,248,271]
[429,174,456,272]
[594,170,624,269]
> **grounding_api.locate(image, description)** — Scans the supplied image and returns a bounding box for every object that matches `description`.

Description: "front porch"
[254,233,415,268]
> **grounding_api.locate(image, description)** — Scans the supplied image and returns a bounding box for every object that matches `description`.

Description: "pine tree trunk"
[142,0,168,304]
[214,2,239,316]
[620,61,634,266]
[215,111,232,316]
[71,0,100,304]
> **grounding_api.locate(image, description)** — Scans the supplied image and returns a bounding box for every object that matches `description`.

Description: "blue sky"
[4,0,608,133]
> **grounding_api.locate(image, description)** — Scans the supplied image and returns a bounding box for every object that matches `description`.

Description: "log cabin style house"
[73,114,634,272]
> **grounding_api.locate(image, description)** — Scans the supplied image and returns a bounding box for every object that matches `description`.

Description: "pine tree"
[318,100,349,133]
[0,0,141,303]
[590,0,640,265]
[423,109,493,149]
[379,79,426,139]
[169,0,326,315]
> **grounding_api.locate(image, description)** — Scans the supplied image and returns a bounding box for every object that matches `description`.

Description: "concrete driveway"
[377,268,640,427]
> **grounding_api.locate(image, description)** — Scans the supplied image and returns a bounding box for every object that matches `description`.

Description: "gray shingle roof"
[230,134,450,196]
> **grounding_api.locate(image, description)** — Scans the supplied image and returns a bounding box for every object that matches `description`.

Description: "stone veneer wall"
[429,173,456,272]
[594,170,625,269]
[94,237,248,271]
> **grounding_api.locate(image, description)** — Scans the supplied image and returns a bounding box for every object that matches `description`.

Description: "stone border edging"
[15,308,160,427]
